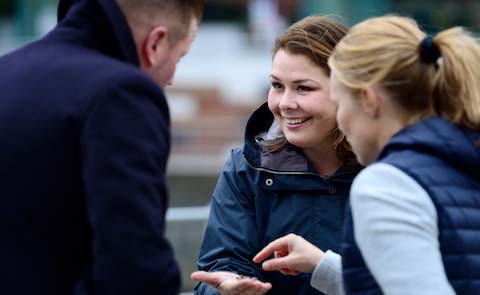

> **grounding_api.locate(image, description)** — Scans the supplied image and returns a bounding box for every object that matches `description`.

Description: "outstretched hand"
[191,271,272,295]
[253,233,324,275]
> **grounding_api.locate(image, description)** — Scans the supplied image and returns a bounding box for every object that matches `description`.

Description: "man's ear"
[142,26,169,67]
[360,86,382,118]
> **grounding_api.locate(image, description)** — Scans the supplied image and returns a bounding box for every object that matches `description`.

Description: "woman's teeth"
[286,117,310,125]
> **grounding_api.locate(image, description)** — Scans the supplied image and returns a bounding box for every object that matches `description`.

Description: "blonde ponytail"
[433,28,480,130]
[329,15,480,130]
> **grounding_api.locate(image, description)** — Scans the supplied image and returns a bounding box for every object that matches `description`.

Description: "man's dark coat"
[0,0,180,294]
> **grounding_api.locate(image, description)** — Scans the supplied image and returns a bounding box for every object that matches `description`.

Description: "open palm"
[191,271,272,295]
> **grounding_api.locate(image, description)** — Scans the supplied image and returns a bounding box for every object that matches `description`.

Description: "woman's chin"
[284,137,308,149]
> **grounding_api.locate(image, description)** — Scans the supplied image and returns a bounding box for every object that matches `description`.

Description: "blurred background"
[1,0,478,293]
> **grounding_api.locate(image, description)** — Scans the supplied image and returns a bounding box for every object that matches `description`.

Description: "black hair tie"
[419,36,441,64]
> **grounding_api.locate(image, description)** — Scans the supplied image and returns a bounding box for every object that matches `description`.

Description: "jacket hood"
[244,102,274,149]
[379,116,480,180]
[243,102,310,172]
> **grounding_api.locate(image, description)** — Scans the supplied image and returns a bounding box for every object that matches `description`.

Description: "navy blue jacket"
[342,117,480,294]
[0,0,179,294]
[195,103,360,294]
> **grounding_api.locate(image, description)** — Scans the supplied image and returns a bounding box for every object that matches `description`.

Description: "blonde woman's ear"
[361,86,382,119]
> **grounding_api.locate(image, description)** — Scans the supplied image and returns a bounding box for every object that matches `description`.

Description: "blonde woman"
[255,15,480,295]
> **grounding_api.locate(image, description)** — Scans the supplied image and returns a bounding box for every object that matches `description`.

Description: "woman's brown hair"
[267,15,357,167]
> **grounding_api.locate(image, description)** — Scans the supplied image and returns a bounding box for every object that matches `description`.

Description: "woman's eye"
[271,82,283,90]
[297,85,312,92]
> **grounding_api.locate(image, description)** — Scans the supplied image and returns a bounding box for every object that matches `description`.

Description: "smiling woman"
[191,15,360,295]
[266,17,355,170]
[267,50,338,176]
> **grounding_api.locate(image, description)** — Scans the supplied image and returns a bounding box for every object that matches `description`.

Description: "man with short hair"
[0,0,203,294]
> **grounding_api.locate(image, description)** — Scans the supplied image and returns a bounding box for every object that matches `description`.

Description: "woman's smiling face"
[268,49,337,150]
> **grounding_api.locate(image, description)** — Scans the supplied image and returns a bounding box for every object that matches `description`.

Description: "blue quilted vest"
[342,117,480,294]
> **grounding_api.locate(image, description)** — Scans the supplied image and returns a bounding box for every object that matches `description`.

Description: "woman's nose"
[279,91,297,110]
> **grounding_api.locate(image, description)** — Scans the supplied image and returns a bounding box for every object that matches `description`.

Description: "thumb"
[262,256,295,272]
[191,271,222,287]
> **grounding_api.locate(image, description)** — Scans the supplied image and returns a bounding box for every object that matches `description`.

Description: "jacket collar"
[56,0,139,66]
[57,0,74,21]
[243,102,277,169]
[243,102,310,173]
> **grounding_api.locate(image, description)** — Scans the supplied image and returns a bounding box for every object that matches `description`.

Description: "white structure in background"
[172,22,276,106]
[166,206,210,222]
[248,0,287,50]
[36,3,57,36]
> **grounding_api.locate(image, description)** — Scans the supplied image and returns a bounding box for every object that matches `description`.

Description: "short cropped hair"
[116,0,204,43]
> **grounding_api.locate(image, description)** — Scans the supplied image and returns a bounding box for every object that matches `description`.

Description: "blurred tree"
[346,0,391,24]
[203,0,247,22]
[300,0,343,21]
[299,0,390,26]
[16,0,41,36]
[299,0,478,33]
[203,0,301,24]
[15,0,53,36]
[393,0,479,32]
[0,0,14,16]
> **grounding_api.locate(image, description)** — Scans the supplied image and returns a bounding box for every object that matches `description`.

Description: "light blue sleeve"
[310,250,344,295]
[350,163,456,295]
